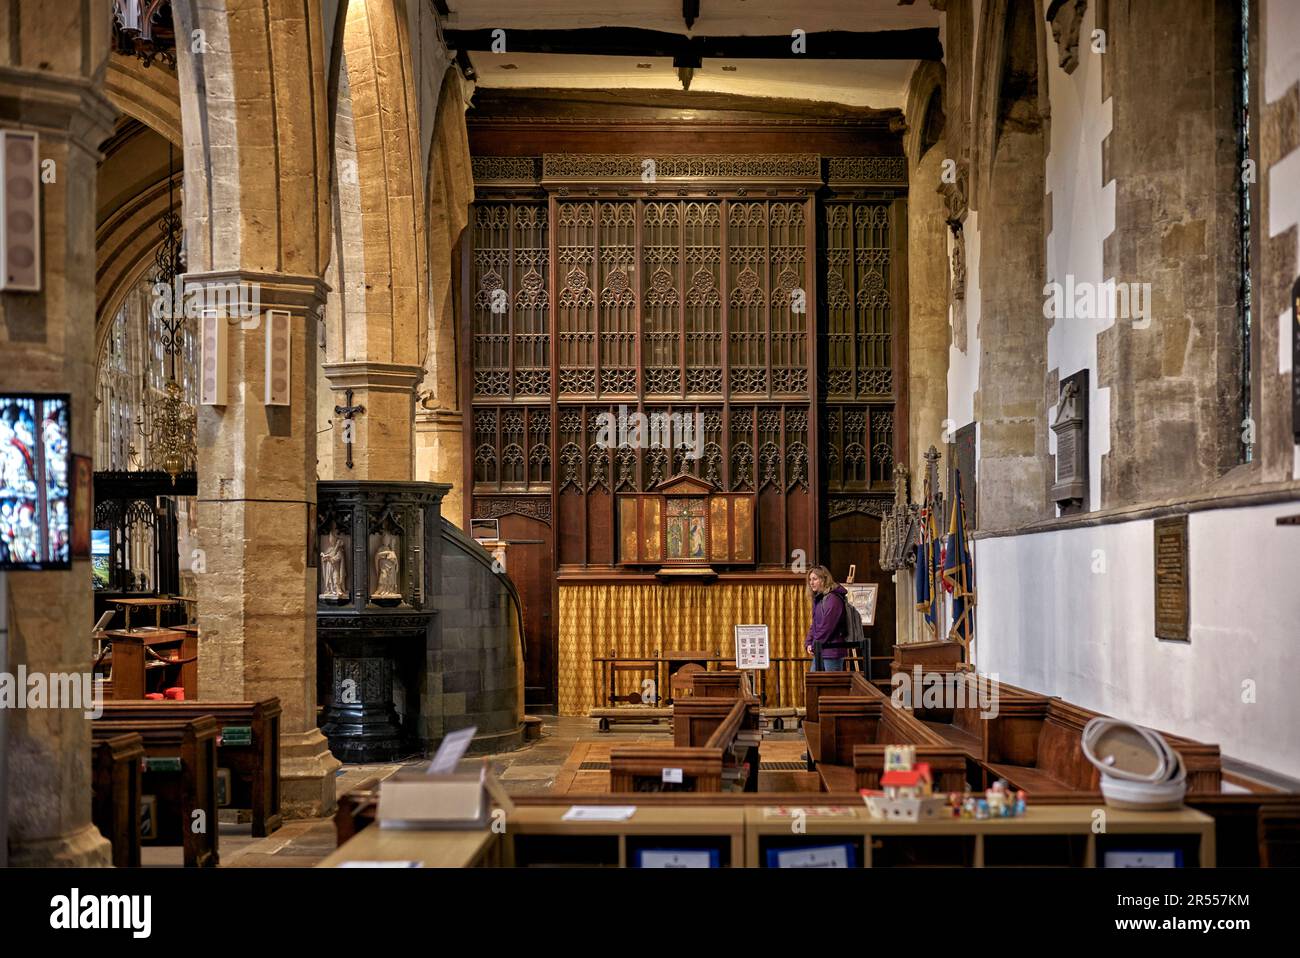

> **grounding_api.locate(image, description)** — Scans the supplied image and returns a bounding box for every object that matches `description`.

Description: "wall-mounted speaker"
[199,308,228,406]
[0,130,41,292]
[264,308,291,406]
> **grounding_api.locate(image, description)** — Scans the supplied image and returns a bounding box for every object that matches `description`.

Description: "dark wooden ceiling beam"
[443,27,942,61]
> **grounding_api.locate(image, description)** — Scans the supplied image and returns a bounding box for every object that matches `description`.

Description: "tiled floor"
[205,713,808,867]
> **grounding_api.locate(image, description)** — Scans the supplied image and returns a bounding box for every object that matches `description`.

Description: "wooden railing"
[592,651,870,711]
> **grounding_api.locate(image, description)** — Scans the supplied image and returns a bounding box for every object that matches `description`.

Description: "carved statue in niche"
[949,225,966,302]
[949,222,968,352]
[1047,0,1088,75]
[370,529,402,605]
[319,527,349,602]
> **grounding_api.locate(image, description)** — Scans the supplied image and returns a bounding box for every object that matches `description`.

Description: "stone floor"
[147,715,652,867]
[142,713,808,867]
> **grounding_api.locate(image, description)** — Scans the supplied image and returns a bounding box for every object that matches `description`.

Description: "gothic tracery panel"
[825,200,894,401]
[467,155,901,573]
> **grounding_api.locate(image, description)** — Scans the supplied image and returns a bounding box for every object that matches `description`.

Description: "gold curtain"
[558,582,813,715]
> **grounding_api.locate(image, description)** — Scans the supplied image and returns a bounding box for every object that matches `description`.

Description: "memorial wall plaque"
[1153,515,1189,641]
[955,422,977,528]
[1051,369,1088,513]
[1291,276,1299,444]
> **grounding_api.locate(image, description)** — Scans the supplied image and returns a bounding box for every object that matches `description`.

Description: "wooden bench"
[91,715,219,867]
[813,696,948,790]
[982,693,1222,797]
[854,745,970,794]
[691,670,753,700]
[675,695,756,747]
[611,696,761,793]
[99,698,282,837]
[91,732,144,868]
[335,775,384,847]
[803,671,947,792]
[590,707,673,732]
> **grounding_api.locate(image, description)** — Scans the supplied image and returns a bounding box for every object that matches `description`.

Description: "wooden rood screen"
[466,151,908,709]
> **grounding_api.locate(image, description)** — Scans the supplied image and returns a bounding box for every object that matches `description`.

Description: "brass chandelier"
[138,145,196,483]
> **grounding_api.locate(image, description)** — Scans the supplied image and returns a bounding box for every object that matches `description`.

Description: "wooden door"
[495,513,555,710]
[828,511,895,680]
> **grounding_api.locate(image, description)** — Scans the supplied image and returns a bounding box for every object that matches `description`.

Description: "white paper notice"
[427,726,477,775]
[734,624,770,669]
[772,845,852,868]
[638,850,716,868]
[662,767,683,784]
[561,805,637,822]
[337,860,424,868]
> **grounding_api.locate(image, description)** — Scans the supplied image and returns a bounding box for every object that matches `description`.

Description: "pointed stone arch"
[106,56,183,146]
[415,65,474,522]
[320,0,430,480]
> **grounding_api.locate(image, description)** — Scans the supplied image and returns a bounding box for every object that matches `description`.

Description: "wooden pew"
[854,745,970,794]
[982,693,1222,796]
[674,695,758,747]
[335,775,384,847]
[813,695,948,792]
[611,696,760,792]
[800,670,872,767]
[609,746,725,792]
[91,732,144,868]
[100,699,282,837]
[91,715,219,868]
[691,670,753,700]
[803,670,947,791]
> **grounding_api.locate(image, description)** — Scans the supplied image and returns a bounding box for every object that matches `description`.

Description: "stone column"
[322,362,423,481]
[908,145,953,484]
[192,271,339,817]
[0,24,116,865]
[416,406,465,528]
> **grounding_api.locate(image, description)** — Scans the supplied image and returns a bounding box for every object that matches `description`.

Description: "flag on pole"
[914,482,941,636]
[942,473,976,652]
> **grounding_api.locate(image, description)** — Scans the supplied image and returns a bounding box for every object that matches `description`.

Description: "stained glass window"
[0,394,70,568]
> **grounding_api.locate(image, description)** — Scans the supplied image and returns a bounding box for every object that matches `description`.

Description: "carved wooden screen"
[466,154,906,574]
[472,202,550,399]
[823,195,901,496]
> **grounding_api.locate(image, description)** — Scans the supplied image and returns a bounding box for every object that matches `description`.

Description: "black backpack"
[822,592,868,669]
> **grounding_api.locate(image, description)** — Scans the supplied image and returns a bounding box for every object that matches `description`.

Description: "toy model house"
[863,748,947,822]
[880,763,933,801]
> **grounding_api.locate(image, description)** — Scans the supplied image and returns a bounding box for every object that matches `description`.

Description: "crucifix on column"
[334,389,365,470]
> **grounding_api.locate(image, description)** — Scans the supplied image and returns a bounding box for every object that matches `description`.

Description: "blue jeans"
[811,656,844,672]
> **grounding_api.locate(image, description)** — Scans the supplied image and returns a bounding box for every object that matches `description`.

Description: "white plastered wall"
[975,501,1300,779]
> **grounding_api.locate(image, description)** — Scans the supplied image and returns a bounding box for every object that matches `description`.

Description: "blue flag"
[942,474,975,648]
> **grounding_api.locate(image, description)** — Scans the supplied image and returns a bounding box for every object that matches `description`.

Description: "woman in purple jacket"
[804,565,849,672]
